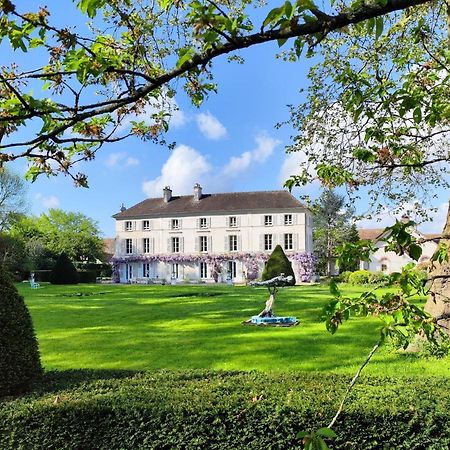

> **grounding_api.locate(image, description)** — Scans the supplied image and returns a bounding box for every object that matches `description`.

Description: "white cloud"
[142,144,211,197]
[196,112,227,140]
[105,152,139,168]
[222,132,280,177]
[142,132,282,198]
[35,193,60,209]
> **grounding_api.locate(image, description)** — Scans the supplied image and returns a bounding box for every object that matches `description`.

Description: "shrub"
[78,270,97,283]
[1,371,450,449]
[50,253,79,285]
[262,245,296,285]
[337,271,352,283]
[368,271,388,284]
[348,270,371,285]
[0,266,42,398]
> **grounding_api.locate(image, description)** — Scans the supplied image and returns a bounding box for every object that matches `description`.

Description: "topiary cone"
[0,265,42,397]
[261,245,296,285]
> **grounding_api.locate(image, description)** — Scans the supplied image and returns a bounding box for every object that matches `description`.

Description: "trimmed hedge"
[348,270,371,285]
[50,253,79,285]
[78,270,97,283]
[1,370,450,449]
[0,266,42,398]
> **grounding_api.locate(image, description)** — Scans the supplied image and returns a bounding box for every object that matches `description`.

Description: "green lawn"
[17,282,450,376]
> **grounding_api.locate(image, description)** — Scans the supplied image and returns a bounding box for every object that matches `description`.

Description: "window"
[172,263,179,278]
[143,220,150,231]
[125,221,133,231]
[200,217,208,228]
[125,239,132,254]
[143,263,150,277]
[284,233,293,250]
[227,261,237,279]
[229,235,238,252]
[126,264,133,280]
[229,216,237,227]
[171,219,179,230]
[264,234,272,251]
[143,238,151,254]
[172,237,180,253]
[200,262,208,279]
[200,236,208,252]
[264,215,273,226]
[381,263,388,272]
[284,214,293,225]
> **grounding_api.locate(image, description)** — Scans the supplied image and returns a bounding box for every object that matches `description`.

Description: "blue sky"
[7,2,450,237]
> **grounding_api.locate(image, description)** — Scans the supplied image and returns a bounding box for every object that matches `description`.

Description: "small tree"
[50,253,79,285]
[0,265,42,397]
[256,245,296,317]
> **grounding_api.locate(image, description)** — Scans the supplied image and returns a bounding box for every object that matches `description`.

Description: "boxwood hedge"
[1,370,450,449]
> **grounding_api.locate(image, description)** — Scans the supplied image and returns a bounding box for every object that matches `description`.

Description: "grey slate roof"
[113,190,307,219]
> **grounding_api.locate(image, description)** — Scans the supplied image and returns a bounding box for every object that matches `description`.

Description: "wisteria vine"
[111,252,316,283]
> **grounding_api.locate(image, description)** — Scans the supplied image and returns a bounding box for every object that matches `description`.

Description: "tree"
[312,189,358,276]
[0,0,434,185]
[12,209,104,263]
[0,232,27,275]
[0,264,42,397]
[256,245,296,318]
[0,169,27,231]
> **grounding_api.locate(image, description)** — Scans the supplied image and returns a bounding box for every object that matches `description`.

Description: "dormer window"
[125,221,133,231]
[264,215,273,226]
[171,219,179,230]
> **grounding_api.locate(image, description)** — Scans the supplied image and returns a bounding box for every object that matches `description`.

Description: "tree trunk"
[258,287,277,317]
[424,200,450,336]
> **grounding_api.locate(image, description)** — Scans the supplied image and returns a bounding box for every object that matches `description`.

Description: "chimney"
[120,203,126,212]
[193,183,203,201]
[163,186,172,203]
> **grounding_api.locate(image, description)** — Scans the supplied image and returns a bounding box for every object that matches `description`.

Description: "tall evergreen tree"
[312,189,357,276]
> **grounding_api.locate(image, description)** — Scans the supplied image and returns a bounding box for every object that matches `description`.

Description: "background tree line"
[0,169,105,278]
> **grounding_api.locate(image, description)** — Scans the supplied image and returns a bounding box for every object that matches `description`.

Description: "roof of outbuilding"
[113,190,307,219]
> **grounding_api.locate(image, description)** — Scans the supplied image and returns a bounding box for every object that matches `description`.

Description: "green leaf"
[375,17,383,39]
[408,243,422,261]
[413,107,422,124]
[329,279,341,297]
[316,427,337,438]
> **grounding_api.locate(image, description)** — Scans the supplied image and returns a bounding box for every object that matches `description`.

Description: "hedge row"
[1,370,450,449]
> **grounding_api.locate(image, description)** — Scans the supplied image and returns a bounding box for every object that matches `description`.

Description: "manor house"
[112,184,313,283]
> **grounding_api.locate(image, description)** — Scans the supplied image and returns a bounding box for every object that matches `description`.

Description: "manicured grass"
[17,283,450,376]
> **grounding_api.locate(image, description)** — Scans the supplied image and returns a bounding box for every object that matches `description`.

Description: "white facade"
[360,230,437,273]
[112,187,313,283]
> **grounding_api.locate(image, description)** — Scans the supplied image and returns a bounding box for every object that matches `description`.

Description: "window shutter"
[195,236,199,252]
[272,215,277,226]
[237,216,241,227]
[180,237,184,252]
[260,235,264,251]
[293,234,299,250]
[261,215,265,226]
[207,218,211,228]
[208,236,212,252]
[237,235,242,251]
[133,221,136,230]
[179,219,183,229]
[121,239,126,255]
[224,236,228,252]
[293,214,298,225]
[196,218,200,229]
[226,217,230,228]
[167,238,171,253]
[168,220,171,229]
